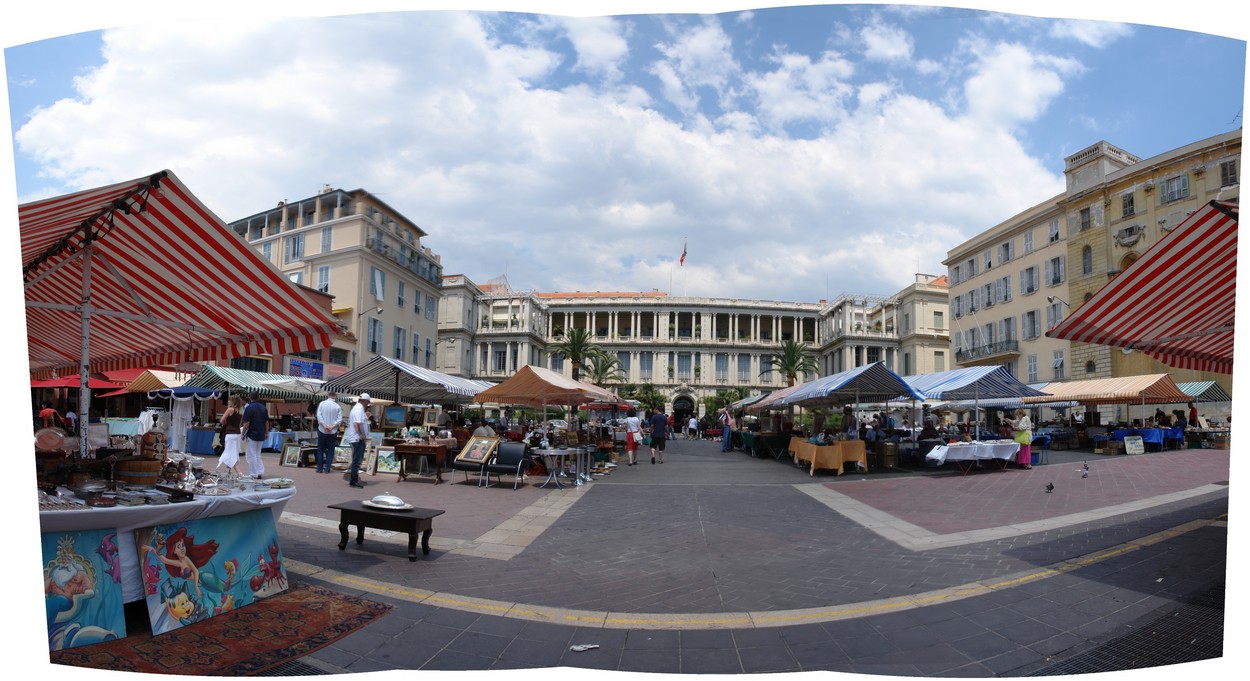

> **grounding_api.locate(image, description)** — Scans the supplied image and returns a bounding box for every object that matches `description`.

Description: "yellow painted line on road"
[286,513,1225,630]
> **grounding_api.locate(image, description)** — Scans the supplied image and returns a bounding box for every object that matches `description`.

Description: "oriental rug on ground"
[49,583,391,675]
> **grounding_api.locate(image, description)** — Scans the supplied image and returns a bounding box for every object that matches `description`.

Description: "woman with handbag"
[1005,408,1033,469]
[623,408,642,466]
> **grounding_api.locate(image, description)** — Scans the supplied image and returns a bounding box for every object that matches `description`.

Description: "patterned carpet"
[50,583,391,675]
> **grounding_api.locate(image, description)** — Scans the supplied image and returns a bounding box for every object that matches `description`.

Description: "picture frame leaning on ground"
[457,435,500,464]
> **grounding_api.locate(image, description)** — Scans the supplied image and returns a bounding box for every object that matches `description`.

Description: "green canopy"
[183,365,319,401]
[1176,381,1232,402]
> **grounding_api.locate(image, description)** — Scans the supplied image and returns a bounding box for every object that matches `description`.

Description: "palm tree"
[760,339,817,387]
[547,328,604,382]
[584,352,625,387]
[632,383,666,413]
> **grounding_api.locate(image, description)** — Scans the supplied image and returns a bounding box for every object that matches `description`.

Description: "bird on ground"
[1045,482,1055,493]
[1082,470,1089,478]
[1083,461,1089,471]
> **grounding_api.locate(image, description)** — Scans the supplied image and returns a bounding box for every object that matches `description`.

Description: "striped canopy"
[903,365,1049,401]
[1177,380,1233,403]
[21,170,340,378]
[744,382,806,412]
[1047,200,1237,374]
[772,362,925,407]
[472,365,619,407]
[1022,373,1191,406]
[183,365,330,401]
[324,355,494,404]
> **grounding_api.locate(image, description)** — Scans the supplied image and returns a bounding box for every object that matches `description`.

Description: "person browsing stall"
[344,393,371,489]
[315,391,343,474]
[1004,408,1034,470]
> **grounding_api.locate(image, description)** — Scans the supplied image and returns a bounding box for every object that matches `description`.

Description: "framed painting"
[382,406,406,429]
[280,443,302,467]
[423,409,440,427]
[456,435,499,464]
[332,445,352,470]
[369,446,400,475]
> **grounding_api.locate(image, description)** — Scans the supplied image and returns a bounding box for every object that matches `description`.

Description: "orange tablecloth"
[790,438,867,476]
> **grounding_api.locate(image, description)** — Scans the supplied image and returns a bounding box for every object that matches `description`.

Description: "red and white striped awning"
[22,170,340,378]
[1047,200,1237,374]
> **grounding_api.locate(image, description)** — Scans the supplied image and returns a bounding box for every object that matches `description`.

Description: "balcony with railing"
[956,340,1020,364]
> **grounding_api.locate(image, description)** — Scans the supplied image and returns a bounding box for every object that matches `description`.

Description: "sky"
[3,2,1247,680]
[3,1,1245,305]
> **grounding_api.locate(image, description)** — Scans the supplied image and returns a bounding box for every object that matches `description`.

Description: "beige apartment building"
[229,186,445,379]
[947,129,1238,403]
[437,273,949,418]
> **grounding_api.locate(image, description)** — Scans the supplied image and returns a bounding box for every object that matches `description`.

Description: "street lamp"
[1046,295,1070,308]
[358,305,383,317]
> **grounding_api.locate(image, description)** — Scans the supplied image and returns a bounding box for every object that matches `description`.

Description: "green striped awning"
[183,365,319,401]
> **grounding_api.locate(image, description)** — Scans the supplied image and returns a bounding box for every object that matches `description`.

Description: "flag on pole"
[679,239,687,266]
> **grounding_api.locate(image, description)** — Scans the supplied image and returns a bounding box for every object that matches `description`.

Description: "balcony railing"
[955,340,1020,363]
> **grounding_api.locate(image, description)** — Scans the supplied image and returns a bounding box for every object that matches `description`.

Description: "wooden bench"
[328,500,446,562]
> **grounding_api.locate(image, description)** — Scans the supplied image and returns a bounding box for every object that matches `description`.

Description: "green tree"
[547,327,604,382]
[703,386,749,414]
[584,352,625,387]
[760,339,818,386]
[632,383,666,413]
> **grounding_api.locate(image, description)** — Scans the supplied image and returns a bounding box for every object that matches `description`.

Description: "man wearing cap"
[345,393,372,488]
[315,391,343,474]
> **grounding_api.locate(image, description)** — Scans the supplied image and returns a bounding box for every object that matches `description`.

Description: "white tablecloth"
[925,441,1020,465]
[40,486,295,601]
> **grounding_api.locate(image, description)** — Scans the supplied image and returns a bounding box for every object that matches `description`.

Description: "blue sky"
[3,2,1245,304]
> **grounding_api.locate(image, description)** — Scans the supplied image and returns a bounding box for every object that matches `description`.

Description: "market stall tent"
[1022,374,1192,406]
[772,362,925,407]
[183,365,332,402]
[472,365,619,408]
[1047,200,1237,374]
[1177,381,1233,403]
[22,171,340,458]
[325,355,494,405]
[903,366,1049,439]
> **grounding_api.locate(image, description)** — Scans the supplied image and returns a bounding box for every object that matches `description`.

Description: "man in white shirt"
[345,393,372,488]
[315,391,343,474]
[472,419,496,437]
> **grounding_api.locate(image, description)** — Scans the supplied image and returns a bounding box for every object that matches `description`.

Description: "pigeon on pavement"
[1045,482,1055,493]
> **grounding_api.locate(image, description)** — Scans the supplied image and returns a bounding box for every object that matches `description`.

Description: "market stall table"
[789,438,867,476]
[925,441,1020,475]
[39,485,295,602]
[533,448,571,489]
[184,427,217,455]
[394,440,455,484]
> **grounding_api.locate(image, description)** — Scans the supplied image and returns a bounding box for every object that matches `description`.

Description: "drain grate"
[255,660,331,676]
[1028,582,1224,675]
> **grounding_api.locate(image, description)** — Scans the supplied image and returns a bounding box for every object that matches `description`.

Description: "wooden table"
[394,442,447,484]
[328,500,445,562]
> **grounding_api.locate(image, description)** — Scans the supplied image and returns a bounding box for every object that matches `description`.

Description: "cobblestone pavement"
[264,438,1229,675]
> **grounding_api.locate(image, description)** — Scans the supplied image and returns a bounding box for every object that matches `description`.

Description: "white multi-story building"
[437,273,949,420]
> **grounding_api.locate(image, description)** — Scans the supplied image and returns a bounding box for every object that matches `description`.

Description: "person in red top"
[38,401,63,429]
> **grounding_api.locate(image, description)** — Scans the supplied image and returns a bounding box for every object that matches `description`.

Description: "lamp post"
[1046,295,1070,308]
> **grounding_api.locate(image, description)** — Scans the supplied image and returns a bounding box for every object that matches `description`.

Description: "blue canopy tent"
[903,366,1049,440]
[773,362,925,407]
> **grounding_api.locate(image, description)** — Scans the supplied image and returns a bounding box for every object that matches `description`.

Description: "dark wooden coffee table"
[328,500,446,562]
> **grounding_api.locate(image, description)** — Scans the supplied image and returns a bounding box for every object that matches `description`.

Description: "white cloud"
[1050,19,1133,48]
[11,10,1071,303]
[962,41,1082,129]
[546,15,631,81]
[861,21,914,62]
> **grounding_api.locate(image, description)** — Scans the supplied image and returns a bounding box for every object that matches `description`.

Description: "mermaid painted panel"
[136,508,288,635]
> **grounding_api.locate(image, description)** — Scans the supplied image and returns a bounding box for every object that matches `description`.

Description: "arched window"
[1085,360,1097,374]
[1082,245,1093,275]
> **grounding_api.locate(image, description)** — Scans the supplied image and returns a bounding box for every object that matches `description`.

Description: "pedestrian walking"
[345,393,372,488]
[719,408,735,452]
[239,392,268,479]
[687,415,698,439]
[216,395,244,477]
[649,409,669,464]
[315,391,343,474]
[623,408,642,465]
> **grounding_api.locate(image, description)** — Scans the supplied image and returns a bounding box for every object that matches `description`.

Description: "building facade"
[947,129,1239,399]
[437,274,949,418]
[228,186,444,379]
